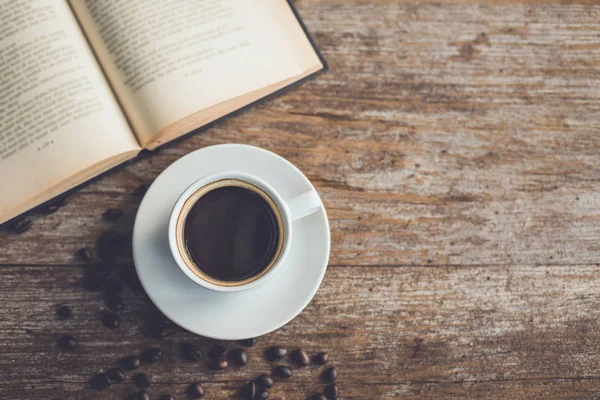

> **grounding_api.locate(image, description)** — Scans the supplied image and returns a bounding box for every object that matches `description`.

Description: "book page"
[0,0,140,224]
[69,0,323,146]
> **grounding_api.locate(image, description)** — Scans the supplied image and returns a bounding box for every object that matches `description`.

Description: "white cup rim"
[168,171,293,293]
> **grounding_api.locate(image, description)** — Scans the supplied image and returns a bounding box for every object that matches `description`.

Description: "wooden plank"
[2,2,600,266]
[298,0,600,4]
[1,264,600,399]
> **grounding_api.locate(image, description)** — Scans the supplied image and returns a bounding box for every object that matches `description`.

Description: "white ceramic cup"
[168,171,323,293]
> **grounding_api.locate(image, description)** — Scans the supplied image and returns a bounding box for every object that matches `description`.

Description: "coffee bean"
[313,352,329,365]
[121,267,143,292]
[90,373,111,390]
[97,231,125,264]
[58,334,77,350]
[120,355,140,370]
[143,315,168,339]
[187,382,205,398]
[41,204,59,215]
[134,184,149,196]
[181,343,202,361]
[83,273,105,291]
[272,365,292,378]
[310,394,327,400]
[292,349,310,366]
[56,305,72,319]
[242,338,256,347]
[256,389,269,400]
[135,389,150,400]
[9,218,31,234]
[241,381,256,400]
[323,367,337,383]
[228,348,248,366]
[208,359,228,370]
[141,347,162,363]
[106,367,126,383]
[324,384,339,399]
[105,295,124,311]
[254,374,273,389]
[133,373,150,389]
[266,346,287,361]
[102,312,120,329]
[88,264,108,276]
[102,208,123,221]
[75,247,93,262]
[159,395,175,400]
[104,280,124,296]
[208,344,227,360]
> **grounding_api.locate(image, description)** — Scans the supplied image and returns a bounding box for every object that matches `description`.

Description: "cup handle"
[285,190,322,222]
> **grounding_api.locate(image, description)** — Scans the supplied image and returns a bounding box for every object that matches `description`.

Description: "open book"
[0,0,326,225]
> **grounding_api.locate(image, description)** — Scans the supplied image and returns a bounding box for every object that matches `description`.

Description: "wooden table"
[2,0,600,398]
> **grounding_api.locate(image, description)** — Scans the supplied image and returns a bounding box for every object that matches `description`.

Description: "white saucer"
[132,144,330,340]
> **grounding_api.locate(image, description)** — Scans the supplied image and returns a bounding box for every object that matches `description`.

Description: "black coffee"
[183,185,281,282]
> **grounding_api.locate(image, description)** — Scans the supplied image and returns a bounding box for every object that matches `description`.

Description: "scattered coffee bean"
[255,374,273,389]
[311,394,327,400]
[88,264,108,276]
[266,346,287,361]
[41,204,59,215]
[314,352,329,365]
[75,247,93,262]
[146,317,168,339]
[97,231,125,264]
[103,208,123,221]
[120,355,140,370]
[159,395,175,400]
[208,344,227,360]
[121,267,143,292]
[323,367,337,383]
[102,312,120,329]
[182,343,202,361]
[208,359,228,370]
[141,347,162,364]
[228,348,248,366]
[133,373,150,389]
[256,389,269,400]
[242,338,256,347]
[9,218,31,234]
[104,280,124,296]
[90,373,111,390]
[134,184,149,196]
[58,334,77,350]
[324,384,339,399]
[272,365,292,379]
[135,389,150,400]
[106,367,126,383]
[241,381,256,400]
[105,295,124,311]
[83,273,105,291]
[56,305,72,319]
[292,349,310,366]
[187,382,205,398]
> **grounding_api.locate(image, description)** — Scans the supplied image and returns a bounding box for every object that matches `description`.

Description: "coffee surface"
[183,185,280,282]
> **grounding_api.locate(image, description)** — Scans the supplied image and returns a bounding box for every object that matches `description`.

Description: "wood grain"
[1,1,600,399]
[2,264,600,400]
